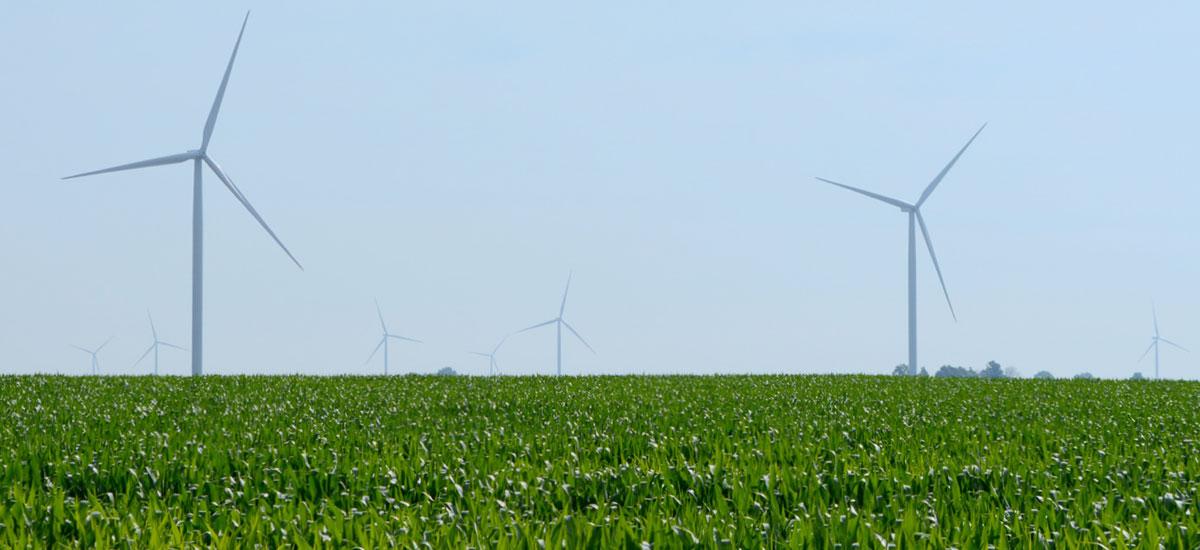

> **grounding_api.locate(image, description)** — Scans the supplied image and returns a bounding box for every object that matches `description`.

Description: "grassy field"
[0,375,1197,548]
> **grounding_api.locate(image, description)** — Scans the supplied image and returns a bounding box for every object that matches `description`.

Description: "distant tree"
[918,367,929,377]
[1073,372,1095,380]
[1004,366,1022,379]
[935,365,977,378]
[1131,372,1146,381]
[892,364,923,376]
[1033,371,1054,380]
[436,367,458,376]
[979,361,1005,379]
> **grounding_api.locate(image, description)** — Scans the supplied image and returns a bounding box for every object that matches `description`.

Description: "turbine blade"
[159,342,188,351]
[375,299,388,333]
[63,151,194,180]
[389,334,423,344]
[96,336,114,353]
[559,272,573,317]
[1137,342,1155,364]
[71,345,92,354]
[204,156,303,270]
[133,344,155,367]
[916,212,956,321]
[492,334,509,355]
[1152,302,1159,337]
[915,123,987,207]
[1159,338,1188,352]
[364,337,385,365]
[814,177,911,210]
[470,352,491,358]
[562,320,596,354]
[202,12,250,151]
[517,319,557,334]
[147,309,157,340]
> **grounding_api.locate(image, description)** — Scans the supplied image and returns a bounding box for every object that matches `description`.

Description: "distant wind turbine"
[73,337,113,376]
[816,124,986,373]
[134,311,186,376]
[366,300,422,375]
[1139,303,1187,380]
[470,335,509,376]
[517,273,595,376]
[63,12,301,377]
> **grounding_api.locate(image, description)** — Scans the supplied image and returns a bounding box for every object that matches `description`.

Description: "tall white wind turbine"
[516,273,595,376]
[470,335,509,376]
[134,311,186,376]
[816,124,986,373]
[1139,303,1187,380]
[366,300,422,376]
[73,337,113,376]
[63,13,301,377]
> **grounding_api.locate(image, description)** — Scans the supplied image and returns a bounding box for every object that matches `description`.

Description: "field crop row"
[0,375,1197,548]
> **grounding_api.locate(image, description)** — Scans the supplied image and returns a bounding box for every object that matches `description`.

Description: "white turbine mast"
[470,335,509,376]
[1139,303,1188,379]
[366,299,422,375]
[72,337,114,376]
[516,272,595,375]
[134,311,186,376]
[816,124,986,373]
[63,12,301,377]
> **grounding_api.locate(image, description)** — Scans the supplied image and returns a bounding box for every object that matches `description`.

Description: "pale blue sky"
[1,3,1196,378]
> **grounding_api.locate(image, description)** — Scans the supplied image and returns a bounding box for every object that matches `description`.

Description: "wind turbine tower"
[517,273,595,376]
[63,13,302,377]
[367,300,422,375]
[73,337,113,376]
[470,335,509,376]
[135,311,187,375]
[816,125,986,372]
[1140,304,1187,379]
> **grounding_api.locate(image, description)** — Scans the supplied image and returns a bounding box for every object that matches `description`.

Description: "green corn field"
[0,375,1197,548]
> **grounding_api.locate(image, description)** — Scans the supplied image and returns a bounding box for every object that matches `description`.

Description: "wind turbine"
[63,13,301,377]
[366,300,422,375]
[134,311,186,376]
[516,273,595,376]
[470,335,509,376]
[816,124,986,373]
[1139,303,1187,380]
[73,337,113,376]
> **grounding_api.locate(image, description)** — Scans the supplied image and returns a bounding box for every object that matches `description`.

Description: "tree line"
[891,361,1126,380]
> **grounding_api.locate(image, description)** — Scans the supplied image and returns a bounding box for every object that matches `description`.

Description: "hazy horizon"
[1,3,1196,379]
